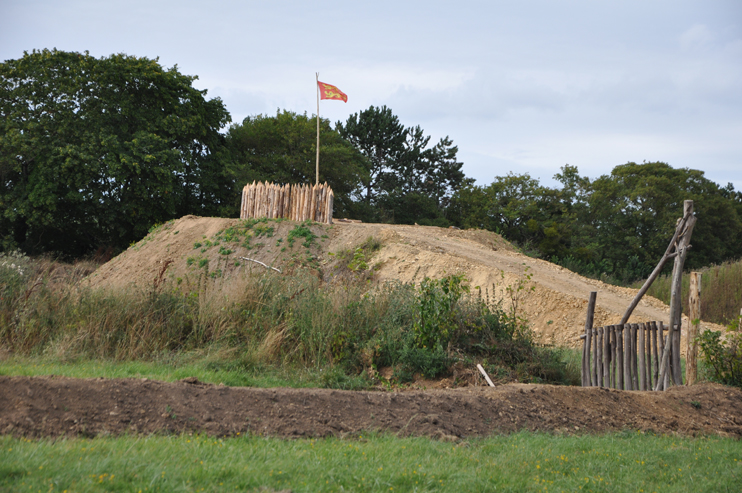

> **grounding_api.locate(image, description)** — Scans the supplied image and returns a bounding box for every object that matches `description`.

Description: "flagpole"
[316,72,320,186]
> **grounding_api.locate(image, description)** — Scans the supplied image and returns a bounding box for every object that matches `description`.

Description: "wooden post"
[686,272,701,386]
[646,321,652,389]
[651,321,659,389]
[310,184,318,222]
[655,321,671,391]
[638,323,646,391]
[597,327,604,387]
[611,325,617,388]
[316,72,320,186]
[623,324,632,390]
[590,327,599,387]
[668,200,696,386]
[603,325,610,388]
[617,325,624,390]
[582,292,597,386]
[631,324,639,390]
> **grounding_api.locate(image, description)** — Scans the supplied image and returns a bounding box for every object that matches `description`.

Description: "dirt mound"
[2,376,740,439]
[86,215,725,350]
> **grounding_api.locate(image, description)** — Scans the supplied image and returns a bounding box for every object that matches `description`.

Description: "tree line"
[2,50,741,284]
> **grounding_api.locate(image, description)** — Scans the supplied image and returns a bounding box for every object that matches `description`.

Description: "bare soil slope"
[2,376,740,439]
[87,216,723,350]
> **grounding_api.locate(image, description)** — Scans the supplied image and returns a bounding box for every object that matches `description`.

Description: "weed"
[287,222,317,248]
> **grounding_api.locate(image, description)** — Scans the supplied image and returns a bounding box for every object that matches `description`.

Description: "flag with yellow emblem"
[317,81,348,102]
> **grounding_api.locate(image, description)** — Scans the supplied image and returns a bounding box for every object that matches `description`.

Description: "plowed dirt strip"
[1,376,740,439]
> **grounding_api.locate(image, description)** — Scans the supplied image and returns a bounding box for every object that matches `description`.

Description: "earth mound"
[86,215,725,350]
[2,375,740,439]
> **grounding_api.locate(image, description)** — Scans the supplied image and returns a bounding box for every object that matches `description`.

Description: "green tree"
[337,105,468,223]
[451,162,742,284]
[586,162,742,273]
[336,105,407,206]
[225,110,367,216]
[0,49,231,257]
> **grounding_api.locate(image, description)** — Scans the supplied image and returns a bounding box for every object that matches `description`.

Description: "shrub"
[698,320,742,388]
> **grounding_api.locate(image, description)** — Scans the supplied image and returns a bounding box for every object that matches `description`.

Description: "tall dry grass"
[1,253,578,385]
[637,258,742,325]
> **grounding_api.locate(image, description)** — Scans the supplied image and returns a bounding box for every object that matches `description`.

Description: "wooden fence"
[580,321,679,391]
[240,181,334,224]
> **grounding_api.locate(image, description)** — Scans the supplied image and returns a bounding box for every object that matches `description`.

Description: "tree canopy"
[225,110,367,216]
[337,105,468,224]
[0,49,230,257]
[451,162,742,284]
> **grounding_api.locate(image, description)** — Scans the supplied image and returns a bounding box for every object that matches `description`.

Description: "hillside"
[86,216,725,350]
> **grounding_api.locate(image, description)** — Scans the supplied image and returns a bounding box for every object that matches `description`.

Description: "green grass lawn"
[1,432,740,492]
[0,354,336,389]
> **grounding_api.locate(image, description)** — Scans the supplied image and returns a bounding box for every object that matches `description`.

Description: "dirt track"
[2,376,741,440]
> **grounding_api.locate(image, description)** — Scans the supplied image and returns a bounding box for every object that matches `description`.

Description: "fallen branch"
[237,257,281,273]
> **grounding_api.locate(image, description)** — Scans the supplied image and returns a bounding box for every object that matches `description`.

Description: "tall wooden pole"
[686,271,701,385]
[316,72,320,186]
[656,200,696,389]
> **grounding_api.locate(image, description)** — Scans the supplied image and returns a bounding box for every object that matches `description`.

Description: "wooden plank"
[582,292,597,387]
[477,364,496,387]
[617,325,624,390]
[687,272,701,386]
[638,323,646,391]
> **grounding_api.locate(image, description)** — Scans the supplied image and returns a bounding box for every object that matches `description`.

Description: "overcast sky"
[2,0,740,189]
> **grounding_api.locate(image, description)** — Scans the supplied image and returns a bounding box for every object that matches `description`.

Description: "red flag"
[317,81,348,102]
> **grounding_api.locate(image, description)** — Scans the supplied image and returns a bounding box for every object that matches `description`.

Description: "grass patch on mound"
[1,432,739,492]
[0,255,579,387]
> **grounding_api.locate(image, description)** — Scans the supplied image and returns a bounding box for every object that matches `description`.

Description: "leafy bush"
[413,275,467,350]
[698,321,742,388]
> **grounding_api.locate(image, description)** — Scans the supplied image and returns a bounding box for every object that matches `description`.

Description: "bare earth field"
[2,376,741,439]
[3,216,738,440]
